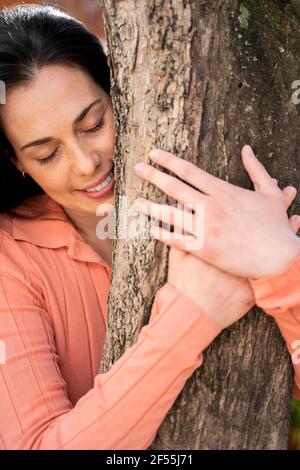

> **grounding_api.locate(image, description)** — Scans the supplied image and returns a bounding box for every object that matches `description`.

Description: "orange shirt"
[0,192,222,449]
[249,258,300,400]
[0,192,299,449]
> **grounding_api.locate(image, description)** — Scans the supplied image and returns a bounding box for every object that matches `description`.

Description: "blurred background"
[0,0,106,39]
[0,0,300,452]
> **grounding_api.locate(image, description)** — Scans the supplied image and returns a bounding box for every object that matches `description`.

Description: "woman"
[0,4,298,450]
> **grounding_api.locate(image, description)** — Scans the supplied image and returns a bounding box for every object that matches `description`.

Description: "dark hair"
[0,3,110,213]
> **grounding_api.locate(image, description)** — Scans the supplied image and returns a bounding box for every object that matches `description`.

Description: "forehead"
[1,64,103,144]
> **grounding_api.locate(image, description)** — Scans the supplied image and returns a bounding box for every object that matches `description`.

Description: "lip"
[78,173,115,200]
[79,167,114,191]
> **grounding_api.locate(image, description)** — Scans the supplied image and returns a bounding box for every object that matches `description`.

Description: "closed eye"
[83,116,105,134]
[37,117,105,166]
[37,148,60,166]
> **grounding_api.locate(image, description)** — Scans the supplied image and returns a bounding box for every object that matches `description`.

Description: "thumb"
[241,145,275,192]
[282,186,297,210]
[289,215,300,235]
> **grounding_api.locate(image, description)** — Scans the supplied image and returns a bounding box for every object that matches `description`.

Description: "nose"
[70,143,99,176]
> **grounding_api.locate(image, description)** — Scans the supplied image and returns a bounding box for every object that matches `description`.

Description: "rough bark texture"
[99,0,300,449]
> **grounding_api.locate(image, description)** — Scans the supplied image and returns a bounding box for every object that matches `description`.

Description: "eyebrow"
[20,98,103,151]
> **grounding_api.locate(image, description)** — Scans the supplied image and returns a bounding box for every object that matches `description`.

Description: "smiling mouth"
[79,165,115,193]
[83,170,114,193]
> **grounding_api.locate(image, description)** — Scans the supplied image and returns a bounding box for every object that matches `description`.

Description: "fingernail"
[245,145,255,157]
[134,163,147,174]
[149,149,161,160]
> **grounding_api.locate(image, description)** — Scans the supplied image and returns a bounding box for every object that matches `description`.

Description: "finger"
[289,215,300,235]
[146,148,229,195]
[178,202,194,213]
[253,176,277,192]
[134,162,205,205]
[241,145,276,192]
[134,198,198,236]
[150,224,204,252]
[282,186,297,210]
[151,223,195,246]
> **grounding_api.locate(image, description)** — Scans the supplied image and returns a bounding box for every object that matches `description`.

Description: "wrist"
[253,234,300,280]
[167,281,225,329]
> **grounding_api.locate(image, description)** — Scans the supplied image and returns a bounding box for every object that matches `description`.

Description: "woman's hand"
[134,146,300,279]
[167,247,254,329]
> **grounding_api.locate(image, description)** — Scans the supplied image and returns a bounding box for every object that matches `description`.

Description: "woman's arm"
[0,234,221,450]
[133,145,300,279]
[133,144,300,396]
[249,254,300,399]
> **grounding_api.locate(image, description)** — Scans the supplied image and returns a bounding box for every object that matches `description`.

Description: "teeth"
[85,171,113,192]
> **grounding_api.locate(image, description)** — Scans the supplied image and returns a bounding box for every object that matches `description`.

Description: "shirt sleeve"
[249,254,300,400]
[0,263,221,450]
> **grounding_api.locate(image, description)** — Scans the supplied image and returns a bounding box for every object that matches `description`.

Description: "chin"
[89,193,115,214]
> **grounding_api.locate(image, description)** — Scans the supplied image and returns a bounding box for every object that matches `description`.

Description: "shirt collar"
[11,192,112,270]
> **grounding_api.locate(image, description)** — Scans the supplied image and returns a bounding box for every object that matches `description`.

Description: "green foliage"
[238,4,251,29]
[240,0,300,45]
[291,399,300,428]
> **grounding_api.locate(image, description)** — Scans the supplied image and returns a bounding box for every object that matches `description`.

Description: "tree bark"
[99,0,300,449]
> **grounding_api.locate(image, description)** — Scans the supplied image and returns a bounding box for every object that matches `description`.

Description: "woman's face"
[1,64,115,216]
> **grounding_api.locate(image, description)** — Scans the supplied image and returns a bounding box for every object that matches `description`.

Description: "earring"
[22,170,26,178]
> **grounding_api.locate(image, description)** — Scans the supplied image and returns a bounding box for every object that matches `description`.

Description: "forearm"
[249,254,300,399]
[1,281,221,450]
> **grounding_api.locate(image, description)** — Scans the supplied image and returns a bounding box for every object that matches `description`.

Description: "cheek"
[29,162,70,195]
[104,118,116,149]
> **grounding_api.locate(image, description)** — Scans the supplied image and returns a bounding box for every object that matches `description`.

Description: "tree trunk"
[99,0,300,449]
